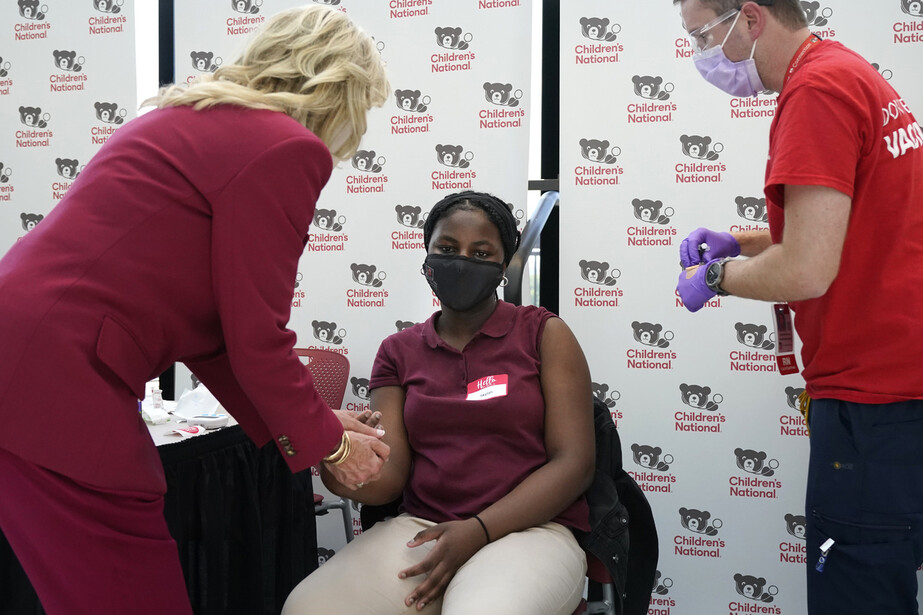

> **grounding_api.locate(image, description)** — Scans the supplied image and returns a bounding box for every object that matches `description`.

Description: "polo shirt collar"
[422,300,517,349]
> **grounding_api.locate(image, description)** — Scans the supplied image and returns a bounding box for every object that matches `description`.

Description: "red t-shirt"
[370,301,590,531]
[766,40,923,403]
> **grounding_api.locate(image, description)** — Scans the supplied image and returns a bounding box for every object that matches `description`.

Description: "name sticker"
[466,374,509,401]
[772,303,800,375]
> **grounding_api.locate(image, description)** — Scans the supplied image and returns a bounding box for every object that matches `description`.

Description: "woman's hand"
[398,519,487,610]
[323,431,389,489]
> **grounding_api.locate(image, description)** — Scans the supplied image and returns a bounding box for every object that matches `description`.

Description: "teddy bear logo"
[735,196,768,223]
[735,322,775,350]
[54,158,82,180]
[317,547,336,567]
[21,213,43,231]
[435,26,472,50]
[578,260,620,286]
[800,1,832,27]
[483,82,522,107]
[313,209,345,233]
[0,57,11,78]
[231,0,262,14]
[313,0,342,5]
[93,0,123,14]
[18,0,47,20]
[350,263,385,288]
[395,320,417,332]
[351,150,385,174]
[631,444,673,472]
[350,377,371,400]
[678,507,722,536]
[394,89,430,113]
[632,75,674,101]
[395,205,426,229]
[870,62,894,80]
[435,144,474,169]
[311,320,346,345]
[579,139,621,165]
[19,106,50,129]
[733,574,779,603]
[901,0,923,17]
[784,386,806,411]
[734,448,779,477]
[631,321,673,349]
[680,134,723,161]
[94,102,127,125]
[592,382,620,409]
[631,199,673,225]
[294,272,303,289]
[679,383,723,412]
[784,513,807,539]
[578,17,620,42]
[0,163,12,184]
[652,571,674,596]
[53,50,84,73]
[190,51,222,73]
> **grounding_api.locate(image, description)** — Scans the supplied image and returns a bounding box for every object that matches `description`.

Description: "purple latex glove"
[679,228,740,268]
[677,260,718,313]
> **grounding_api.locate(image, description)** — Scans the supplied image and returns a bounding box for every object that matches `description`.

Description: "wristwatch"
[705,258,730,296]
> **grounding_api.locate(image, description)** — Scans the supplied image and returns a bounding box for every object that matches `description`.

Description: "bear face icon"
[394,89,429,113]
[784,386,805,411]
[678,507,720,535]
[317,547,335,567]
[53,50,83,72]
[578,260,620,286]
[435,26,470,50]
[19,106,48,129]
[231,0,261,14]
[93,0,123,13]
[0,56,9,78]
[311,320,345,345]
[679,383,721,412]
[734,448,777,477]
[18,0,46,20]
[395,205,425,229]
[351,150,384,173]
[55,158,80,180]
[784,513,807,539]
[350,263,384,288]
[94,102,125,125]
[631,321,671,348]
[578,17,618,41]
[350,377,370,400]
[733,574,776,602]
[579,139,620,164]
[313,0,342,5]
[800,1,830,27]
[591,382,619,408]
[190,51,221,72]
[435,144,471,168]
[0,163,11,183]
[313,209,344,233]
[735,322,775,350]
[631,444,671,472]
[21,212,43,231]
[632,75,671,101]
[735,196,767,223]
[395,320,416,332]
[631,199,672,225]
[483,82,521,107]
[902,0,923,17]
[680,134,721,161]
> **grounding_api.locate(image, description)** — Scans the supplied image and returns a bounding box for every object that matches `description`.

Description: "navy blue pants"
[806,398,923,615]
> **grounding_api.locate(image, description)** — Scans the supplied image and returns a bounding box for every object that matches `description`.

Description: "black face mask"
[423,254,504,312]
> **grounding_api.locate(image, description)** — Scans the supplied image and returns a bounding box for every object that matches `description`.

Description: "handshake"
[676,228,740,312]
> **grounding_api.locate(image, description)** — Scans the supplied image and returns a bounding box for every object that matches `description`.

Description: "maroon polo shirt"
[370,300,589,531]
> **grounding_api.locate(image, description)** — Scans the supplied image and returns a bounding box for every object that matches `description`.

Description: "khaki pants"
[284,514,587,615]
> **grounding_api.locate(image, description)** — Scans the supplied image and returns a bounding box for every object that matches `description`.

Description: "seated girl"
[283,190,595,615]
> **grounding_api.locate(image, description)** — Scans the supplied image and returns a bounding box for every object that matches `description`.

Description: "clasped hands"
[325,409,390,490]
[676,227,740,312]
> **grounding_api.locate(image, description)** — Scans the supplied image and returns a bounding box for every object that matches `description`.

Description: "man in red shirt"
[674,1,923,614]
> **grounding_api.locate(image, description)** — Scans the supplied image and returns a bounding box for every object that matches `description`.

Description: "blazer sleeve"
[208,134,341,472]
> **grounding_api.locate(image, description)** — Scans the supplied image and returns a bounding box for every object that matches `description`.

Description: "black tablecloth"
[0,425,318,615]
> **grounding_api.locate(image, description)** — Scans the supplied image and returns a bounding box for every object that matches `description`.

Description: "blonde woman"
[0,6,388,614]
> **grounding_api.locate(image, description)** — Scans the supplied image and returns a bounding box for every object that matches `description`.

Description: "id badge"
[772,303,800,375]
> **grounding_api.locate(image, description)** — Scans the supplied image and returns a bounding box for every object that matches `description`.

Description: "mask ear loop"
[719,9,743,49]
[499,276,509,287]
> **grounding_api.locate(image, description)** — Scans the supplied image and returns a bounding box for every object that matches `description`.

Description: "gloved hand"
[677,260,719,313]
[679,228,740,268]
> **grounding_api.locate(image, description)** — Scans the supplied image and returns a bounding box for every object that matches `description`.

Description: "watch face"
[706,262,722,286]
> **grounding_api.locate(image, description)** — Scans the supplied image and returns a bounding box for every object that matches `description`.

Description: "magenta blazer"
[0,105,343,494]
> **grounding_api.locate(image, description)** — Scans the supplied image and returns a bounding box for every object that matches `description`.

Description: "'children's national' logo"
[395,205,426,229]
[632,75,672,101]
[735,196,768,225]
[592,381,620,409]
[580,138,620,164]
[680,134,722,161]
[348,150,388,194]
[579,260,619,286]
[576,139,623,187]
[311,320,346,345]
[231,0,262,14]
[191,51,222,72]
[579,17,620,41]
[801,1,832,27]
[313,208,345,233]
[900,0,923,17]
[347,264,388,308]
[352,150,385,173]
[679,383,722,412]
[395,88,430,112]
[629,322,675,370]
[630,199,673,226]
[19,0,47,20]
[93,0,124,13]
[734,448,779,477]
[52,50,83,72]
[629,443,676,494]
[435,26,471,50]
[575,17,623,64]
[94,101,125,125]
[54,157,81,179]
[0,163,12,183]
[732,573,779,603]
[679,507,722,536]
[483,82,521,107]
[21,212,43,231]
[676,507,724,558]
[735,322,775,350]
[632,321,672,348]
[435,144,473,169]
[631,444,672,472]
[350,263,385,288]
[19,105,49,129]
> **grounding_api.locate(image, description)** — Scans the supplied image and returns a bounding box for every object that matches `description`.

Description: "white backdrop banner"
[173,0,533,559]
[559,2,923,614]
[0,0,136,256]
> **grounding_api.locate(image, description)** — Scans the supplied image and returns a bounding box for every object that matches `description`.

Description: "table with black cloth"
[0,423,319,615]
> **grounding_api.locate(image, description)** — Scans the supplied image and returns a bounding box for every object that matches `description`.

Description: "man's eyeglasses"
[687,8,739,53]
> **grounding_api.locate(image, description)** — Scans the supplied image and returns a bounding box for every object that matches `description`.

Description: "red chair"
[294,348,354,544]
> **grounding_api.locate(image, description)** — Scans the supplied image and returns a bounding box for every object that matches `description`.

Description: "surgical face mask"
[691,10,765,98]
[422,254,504,312]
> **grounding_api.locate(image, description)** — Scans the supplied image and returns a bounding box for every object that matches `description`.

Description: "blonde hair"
[143,5,389,160]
